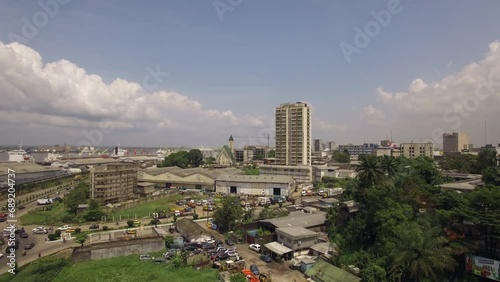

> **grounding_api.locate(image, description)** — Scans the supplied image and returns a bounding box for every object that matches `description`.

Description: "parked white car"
[32,227,48,234]
[58,225,72,231]
[227,251,239,257]
[249,244,262,253]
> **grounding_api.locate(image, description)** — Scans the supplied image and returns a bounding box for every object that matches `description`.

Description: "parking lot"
[195,222,307,282]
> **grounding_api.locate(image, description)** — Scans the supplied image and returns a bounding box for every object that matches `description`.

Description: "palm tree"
[380,155,399,178]
[387,222,456,282]
[356,155,384,187]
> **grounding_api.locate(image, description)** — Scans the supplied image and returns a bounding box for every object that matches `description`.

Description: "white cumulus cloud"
[0,41,271,145]
[366,40,500,145]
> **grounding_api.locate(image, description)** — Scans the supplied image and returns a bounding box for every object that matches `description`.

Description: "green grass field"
[110,194,202,220]
[19,193,207,226]
[0,253,219,282]
[19,201,68,225]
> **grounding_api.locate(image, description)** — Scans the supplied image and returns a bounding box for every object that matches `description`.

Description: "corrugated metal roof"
[305,260,361,282]
[215,174,294,184]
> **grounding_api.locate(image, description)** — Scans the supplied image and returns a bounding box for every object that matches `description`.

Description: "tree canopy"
[161,151,189,168]
[212,196,244,233]
[328,153,499,281]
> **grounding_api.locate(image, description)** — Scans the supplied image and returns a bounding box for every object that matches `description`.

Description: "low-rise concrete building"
[400,142,434,158]
[90,162,138,205]
[138,166,243,190]
[259,211,326,233]
[214,175,295,198]
[276,227,318,257]
[259,164,313,183]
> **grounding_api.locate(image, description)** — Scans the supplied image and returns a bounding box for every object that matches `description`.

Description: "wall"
[72,236,164,263]
[277,234,317,252]
[214,180,292,196]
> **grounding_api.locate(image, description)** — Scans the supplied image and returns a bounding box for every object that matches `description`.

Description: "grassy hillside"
[0,253,218,282]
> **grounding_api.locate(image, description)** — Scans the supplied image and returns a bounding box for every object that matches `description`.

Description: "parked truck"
[37,198,53,205]
[323,187,344,198]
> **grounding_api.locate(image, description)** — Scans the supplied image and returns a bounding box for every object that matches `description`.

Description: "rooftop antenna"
[390,129,393,142]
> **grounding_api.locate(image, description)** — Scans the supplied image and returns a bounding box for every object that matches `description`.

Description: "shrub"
[127,220,134,228]
[48,234,57,241]
[75,228,81,234]
[62,214,75,223]
[102,226,109,231]
[54,230,61,238]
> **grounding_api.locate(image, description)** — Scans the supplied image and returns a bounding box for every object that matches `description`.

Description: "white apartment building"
[275,102,312,166]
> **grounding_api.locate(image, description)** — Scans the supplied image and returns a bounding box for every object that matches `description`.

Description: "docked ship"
[7,145,35,163]
[43,150,63,163]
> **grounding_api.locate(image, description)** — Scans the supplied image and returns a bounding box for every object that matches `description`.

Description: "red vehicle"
[0,213,8,218]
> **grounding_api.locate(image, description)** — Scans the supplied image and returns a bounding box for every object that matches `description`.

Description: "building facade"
[214,175,295,198]
[90,162,138,205]
[243,145,267,163]
[443,132,470,153]
[400,142,434,158]
[338,143,378,157]
[275,102,312,166]
[276,227,318,257]
[259,164,313,183]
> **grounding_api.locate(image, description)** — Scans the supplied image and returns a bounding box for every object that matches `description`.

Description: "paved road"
[0,230,78,275]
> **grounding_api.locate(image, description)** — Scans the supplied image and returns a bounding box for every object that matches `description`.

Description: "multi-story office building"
[338,143,378,157]
[275,102,312,166]
[443,132,470,153]
[314,139,324,153]
[243,145,267,162]
[326,141,337,151]
[400,142,434,158]
[90,162,138,205]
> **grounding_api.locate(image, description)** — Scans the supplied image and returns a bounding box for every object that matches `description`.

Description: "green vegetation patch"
[20,201,67,225]
[52,254,218,282]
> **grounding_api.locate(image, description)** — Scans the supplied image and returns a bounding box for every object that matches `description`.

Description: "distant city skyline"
[1,1,500,147]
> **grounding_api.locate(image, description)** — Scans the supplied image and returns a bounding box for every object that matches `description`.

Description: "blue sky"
[1,0,500,147]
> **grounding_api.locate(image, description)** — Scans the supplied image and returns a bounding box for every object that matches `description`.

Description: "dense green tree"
[473,149,497,173]
[386,221,455,282]
[187,149,204,167]
[204,156,216,165]
[380,155,399,178]
[411,157,442,185]
[75,233,87,246]
[162,151,189,168]
[64,183,89,214]
[356,155,384,187]
[212,196,244,232]
[332,151,351,163]
[456,187,500,257]
[440,153,468,172]
[84,199,105,221]
[482,166,500,186]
